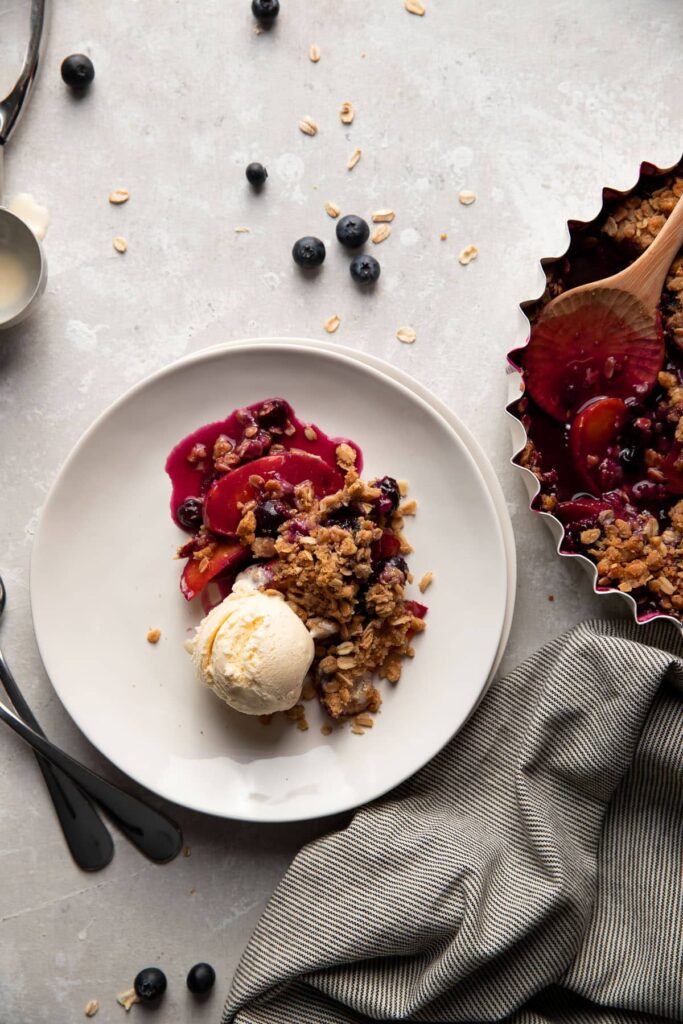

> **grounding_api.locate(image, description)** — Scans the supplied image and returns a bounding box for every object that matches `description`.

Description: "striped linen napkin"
[223,619,683,1024]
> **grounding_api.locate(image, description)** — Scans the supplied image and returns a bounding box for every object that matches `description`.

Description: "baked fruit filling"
[166,398,427,722]
[510,170,683,620]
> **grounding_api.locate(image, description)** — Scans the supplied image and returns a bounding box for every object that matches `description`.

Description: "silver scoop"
[0,0,48,329]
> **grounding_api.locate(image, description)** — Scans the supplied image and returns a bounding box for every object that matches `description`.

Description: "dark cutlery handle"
[0,698,183,864]
[0,655,113,871]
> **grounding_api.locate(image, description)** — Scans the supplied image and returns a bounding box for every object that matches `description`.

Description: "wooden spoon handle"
[620,194,683,313]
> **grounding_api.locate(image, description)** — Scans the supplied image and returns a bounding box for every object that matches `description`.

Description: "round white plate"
[31,342,508,821]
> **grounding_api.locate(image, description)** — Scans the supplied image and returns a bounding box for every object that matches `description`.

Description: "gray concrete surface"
[1,0,682,1020]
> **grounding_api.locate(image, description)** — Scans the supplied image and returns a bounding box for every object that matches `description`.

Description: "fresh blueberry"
[187,962,216,995]
[134,968,167,1003]
[336,215,370,249]
[60,54,95,89]
[292,236,326,268]
[177,497,204,531]
[251,0,280,23]
[374,476,400,515]
[350,253,380,285]
[246,162,268,187]
[254,499,290,537]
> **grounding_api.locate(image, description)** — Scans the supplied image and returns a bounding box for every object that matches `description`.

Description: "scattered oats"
[355,714,374,728]
[405,0,426,13]
[440,232,448,240]
[371,225,391,244]
[396,326,416,344]
[84,1000,99,1018]
[324,314,341,333]
[340,101,355,125]
[309,43,321,62]
[302,678,317,700]
[299,115,318,136]
[117,989,140,1012]
[113,236,128,253]
[296,718,310,731]
[418,570,434,593]
[400,499,418,515]
[336,443,357,470]
[398,479,409,495]
[347,148,362,170]
[108,188,129,205]
[146,628,161,644]
[325,200,341,218]
[458,190,477,205]
[304,426,318,442]
[321,723,333,736]
[351,724,366,735]
[234,226,250,233]
[183,845,192,857]
[254,21,264,33]
[458,244,478,265]
[372,210,395,223]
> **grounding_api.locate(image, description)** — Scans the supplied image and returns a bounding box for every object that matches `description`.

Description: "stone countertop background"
[1,0,682,1020]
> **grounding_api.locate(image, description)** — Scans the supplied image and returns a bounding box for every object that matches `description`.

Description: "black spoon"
[0,576,113,870]
[0,576,183,864]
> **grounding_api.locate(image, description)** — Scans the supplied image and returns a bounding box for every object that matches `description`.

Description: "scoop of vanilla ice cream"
[185,582,314,715]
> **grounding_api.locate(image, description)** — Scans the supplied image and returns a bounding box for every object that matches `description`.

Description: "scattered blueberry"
[350,253,381,285]
[254,499,290,536]
[60,54,95,90]
[374,476,401,515]
[336,214,370,249]
[134,968,167,1003]
[246,162,268,187]
[251,0,280,23]
[292,236,326,269]
[187,962,216,995]
[177,497,204,531]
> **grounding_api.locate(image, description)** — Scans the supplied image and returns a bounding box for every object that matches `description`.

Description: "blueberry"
[325,505,360,527]
[375,555,409,583]
[187,962,216,995]
[254,499,289,537]
[350,253,380,285]
[177,497,204,531]
[336,215,370,249]
[246,162,268,187]
[134,967,167,1003]
[252,0,280,23]
[257,399,289,430]
[60,54,95,90]
[292,236,326,268]
[374,476,400,515]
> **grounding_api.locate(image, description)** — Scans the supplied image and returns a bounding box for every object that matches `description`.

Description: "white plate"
[31,342,508,821]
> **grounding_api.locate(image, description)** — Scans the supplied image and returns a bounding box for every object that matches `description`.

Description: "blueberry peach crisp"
[510,168,683,621]
[166,399,427,722]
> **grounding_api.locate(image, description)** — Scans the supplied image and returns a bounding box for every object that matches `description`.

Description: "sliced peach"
[180,541,249,601]
[204,451,344,537]
[569,397,629,493]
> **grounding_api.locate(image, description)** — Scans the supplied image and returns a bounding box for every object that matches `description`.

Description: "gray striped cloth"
[223,619,683,1024]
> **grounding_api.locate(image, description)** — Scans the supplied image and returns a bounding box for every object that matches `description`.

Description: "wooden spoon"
[524,195,683,421]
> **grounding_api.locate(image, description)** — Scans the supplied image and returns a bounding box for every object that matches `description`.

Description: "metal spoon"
[0,577,183,863]
[0,575,114,870]
[0,0,48,329]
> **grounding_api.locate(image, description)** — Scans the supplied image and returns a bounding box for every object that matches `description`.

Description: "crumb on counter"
[116,989,139,1012]
[146,628,161,644]
[84,1000,99,1018]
